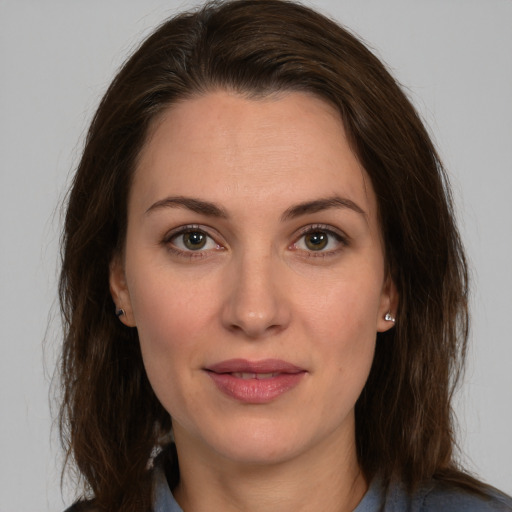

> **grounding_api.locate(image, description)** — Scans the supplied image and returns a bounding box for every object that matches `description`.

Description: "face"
[110,91,396,468]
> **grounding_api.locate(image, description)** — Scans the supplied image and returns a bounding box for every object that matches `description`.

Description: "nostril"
[226,319,286,340]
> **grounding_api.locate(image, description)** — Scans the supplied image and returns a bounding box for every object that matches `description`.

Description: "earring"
[384,312,396,323]
[116,308,126,317]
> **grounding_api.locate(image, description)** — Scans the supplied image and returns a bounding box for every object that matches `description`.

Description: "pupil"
[306,232,327,250]
[184,232,206,250]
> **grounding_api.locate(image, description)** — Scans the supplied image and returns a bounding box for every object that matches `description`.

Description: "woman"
[59,1,512,511]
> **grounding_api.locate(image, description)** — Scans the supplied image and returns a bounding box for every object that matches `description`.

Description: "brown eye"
[304,231,328,251]
[168,228,218,253]
[292,227,346,255]
[182,231,207,250]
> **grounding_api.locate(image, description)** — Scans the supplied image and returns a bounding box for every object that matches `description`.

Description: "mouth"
[206,358,304,374]
[204,359,306,403]
[230,372,281,379]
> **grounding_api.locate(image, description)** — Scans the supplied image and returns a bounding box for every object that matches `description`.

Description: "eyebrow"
[144,194,366,221]
[145,196,228,218]
[280,196,366,221]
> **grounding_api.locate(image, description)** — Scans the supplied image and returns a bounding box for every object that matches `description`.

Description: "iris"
[305,231,328,251]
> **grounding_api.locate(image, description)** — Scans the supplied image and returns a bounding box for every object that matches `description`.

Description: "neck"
[172,428,367,512]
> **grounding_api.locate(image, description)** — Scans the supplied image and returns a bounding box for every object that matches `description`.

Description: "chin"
[204,418,315,466]
[217,442,301,466]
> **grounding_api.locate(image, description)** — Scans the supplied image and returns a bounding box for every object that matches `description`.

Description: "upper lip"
[205,358,304,374]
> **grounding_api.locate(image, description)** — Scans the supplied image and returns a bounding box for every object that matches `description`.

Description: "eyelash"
[162,223,348,259]
[290,224,348,258]
[162,224,223,259]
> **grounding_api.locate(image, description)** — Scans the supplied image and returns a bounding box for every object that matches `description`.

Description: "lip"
[205,359,306,404]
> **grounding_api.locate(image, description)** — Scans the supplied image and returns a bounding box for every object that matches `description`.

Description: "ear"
[376,274,398,333]
[109,255,136,327]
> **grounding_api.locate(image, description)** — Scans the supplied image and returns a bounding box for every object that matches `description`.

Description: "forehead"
[132,90,377,223]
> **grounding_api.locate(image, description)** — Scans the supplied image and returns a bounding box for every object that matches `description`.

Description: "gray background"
[1,1,511,510]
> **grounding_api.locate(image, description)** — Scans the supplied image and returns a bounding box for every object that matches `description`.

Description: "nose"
[221,252,291,339]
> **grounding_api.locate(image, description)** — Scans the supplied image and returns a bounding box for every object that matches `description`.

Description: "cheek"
[296,269,382,388]
[298,266,383,342]
[128,256,218,343]
[307,294,378,424]
[126,266,219,407]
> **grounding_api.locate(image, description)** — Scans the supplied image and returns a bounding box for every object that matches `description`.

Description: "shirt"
[153,463,512,512]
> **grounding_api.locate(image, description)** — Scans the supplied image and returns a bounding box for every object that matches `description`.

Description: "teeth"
[256,372,277,379]
[232,372,256,379]
[231,372,279,379]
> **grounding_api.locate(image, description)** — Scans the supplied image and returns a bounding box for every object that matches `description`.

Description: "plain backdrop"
[1,1,511,510]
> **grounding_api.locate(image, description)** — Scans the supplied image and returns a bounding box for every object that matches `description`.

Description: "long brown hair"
[59,1,474,510]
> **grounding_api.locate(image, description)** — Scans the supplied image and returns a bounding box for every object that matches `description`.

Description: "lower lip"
[206,371,305,403]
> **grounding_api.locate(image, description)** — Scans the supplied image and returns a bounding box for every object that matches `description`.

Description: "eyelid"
[295,224,348,242]
[163,224,222,242]
[295,223,347,238]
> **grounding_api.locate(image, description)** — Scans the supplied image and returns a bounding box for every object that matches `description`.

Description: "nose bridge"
[221,246,289,338]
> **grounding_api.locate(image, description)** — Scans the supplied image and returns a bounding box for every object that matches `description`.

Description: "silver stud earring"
[116,308,126,317]
[384,312,396,323]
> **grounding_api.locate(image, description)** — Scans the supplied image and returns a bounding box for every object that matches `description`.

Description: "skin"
[110,91,397,512]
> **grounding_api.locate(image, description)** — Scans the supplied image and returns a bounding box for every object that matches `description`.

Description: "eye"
[292,226,346,254]
[167,227,220,253]
[304,231,329,251]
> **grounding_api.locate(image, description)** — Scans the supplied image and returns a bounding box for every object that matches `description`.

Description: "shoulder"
[365,477,512,512]
[419,481,512,512]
